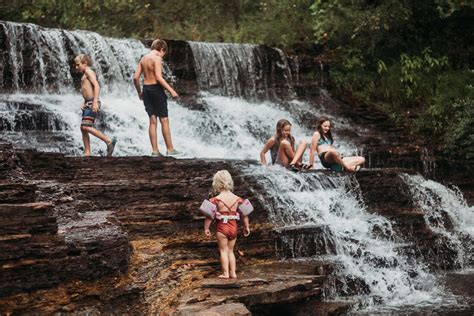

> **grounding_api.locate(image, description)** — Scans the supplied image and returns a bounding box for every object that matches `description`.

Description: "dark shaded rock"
[0,202,56,235]
[273,225,337,259]
[166,39,199,97]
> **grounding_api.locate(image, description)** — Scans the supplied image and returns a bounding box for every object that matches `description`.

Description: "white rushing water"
[244,166,459,310]
[1,92,357,158]
[188,41,295,100]
[401,174,474,269]
[1,22,146,94]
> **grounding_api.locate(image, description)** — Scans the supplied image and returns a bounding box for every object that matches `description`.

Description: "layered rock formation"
[1,143,471,314]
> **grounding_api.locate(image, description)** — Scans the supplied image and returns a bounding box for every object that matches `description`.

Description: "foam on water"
[1,92,358,159]
[401,174,474,269]
[243,166,459,309]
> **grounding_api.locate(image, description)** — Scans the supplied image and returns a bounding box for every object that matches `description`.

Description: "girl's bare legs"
[342,156,365,170]
[228,238,237,278]
[217,232,230,278]
[277,140,307,167]
[324,151,353,171]
[290,140,307,166]
[149,115,159,153]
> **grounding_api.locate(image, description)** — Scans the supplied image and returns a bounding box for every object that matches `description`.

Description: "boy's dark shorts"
[81,100,101,127]
[143,84,168,118]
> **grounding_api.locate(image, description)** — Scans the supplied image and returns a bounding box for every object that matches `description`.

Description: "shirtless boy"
[133,39,182,156]
[74,54,116,156]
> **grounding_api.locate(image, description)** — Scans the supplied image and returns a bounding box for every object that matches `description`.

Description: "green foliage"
[400,48,449,99]
[311,0,473,160]
[0,0,314,46]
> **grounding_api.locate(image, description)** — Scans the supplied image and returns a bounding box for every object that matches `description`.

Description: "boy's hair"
[151,39,168,53]
[212,170,234,193]
[74,54,92,66]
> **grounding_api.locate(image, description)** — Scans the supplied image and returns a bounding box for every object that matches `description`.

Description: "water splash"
[1,92,359,159]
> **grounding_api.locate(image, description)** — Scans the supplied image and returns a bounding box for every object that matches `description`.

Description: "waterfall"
[188,41,295,100]
[1,21,472,313]
[1,92,357,157]
[0,21,146,94]
[244,166,459,310]
[401,174,474,269]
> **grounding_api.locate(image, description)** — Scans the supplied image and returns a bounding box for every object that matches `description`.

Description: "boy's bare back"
[139,53,162,85]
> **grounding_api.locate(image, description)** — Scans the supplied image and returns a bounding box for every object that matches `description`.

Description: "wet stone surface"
[1,143,473,314]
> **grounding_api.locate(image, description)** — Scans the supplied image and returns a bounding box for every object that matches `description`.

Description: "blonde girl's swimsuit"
[210,197,243,240]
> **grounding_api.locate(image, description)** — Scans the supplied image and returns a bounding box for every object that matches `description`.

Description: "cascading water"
[1,21,472,313]
[188,41,295,100]
[401,174,474,269]
[244,166,461,311]
[1,22,146,94]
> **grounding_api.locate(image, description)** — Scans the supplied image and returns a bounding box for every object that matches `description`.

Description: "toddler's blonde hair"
[212,170,234,193]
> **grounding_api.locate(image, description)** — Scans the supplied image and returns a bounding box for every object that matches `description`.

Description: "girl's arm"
[260,137,275,165]
[242,216,250,237]
[204,218,212,236]
[154,57,178,98]
[309,132,320,167]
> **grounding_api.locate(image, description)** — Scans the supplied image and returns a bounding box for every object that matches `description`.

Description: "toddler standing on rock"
[200,170,253,279]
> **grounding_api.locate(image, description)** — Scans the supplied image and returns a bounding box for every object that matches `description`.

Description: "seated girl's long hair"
[317,116,334,144]
[274,119,295,150]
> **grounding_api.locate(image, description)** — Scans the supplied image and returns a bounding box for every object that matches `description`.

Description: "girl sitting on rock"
[200,170,252,278]
[259,119,307,171]
[308,116,365,172]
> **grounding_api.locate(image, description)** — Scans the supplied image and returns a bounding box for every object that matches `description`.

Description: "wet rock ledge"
[0,143,301,314]
[0,143,468,314]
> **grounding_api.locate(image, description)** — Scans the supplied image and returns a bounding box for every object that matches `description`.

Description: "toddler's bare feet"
[230,273,237,278]
[218,274,229,279]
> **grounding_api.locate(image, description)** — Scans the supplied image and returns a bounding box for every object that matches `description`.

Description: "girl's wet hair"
[212,170,234,193]
[74,54,92,66]
[275,119,295,150]
[317,116,334,143]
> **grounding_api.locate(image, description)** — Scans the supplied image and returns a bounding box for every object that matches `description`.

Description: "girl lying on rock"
[200,170,252,278]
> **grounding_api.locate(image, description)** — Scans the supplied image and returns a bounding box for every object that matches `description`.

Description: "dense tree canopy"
[1,0,473,159]
[0,0,314,46]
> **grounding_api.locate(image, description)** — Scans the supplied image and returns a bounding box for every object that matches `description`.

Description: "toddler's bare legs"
[159,117,175,152]
[217,232,230,278]
[149,115,159,153]
[228,238,237,278]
